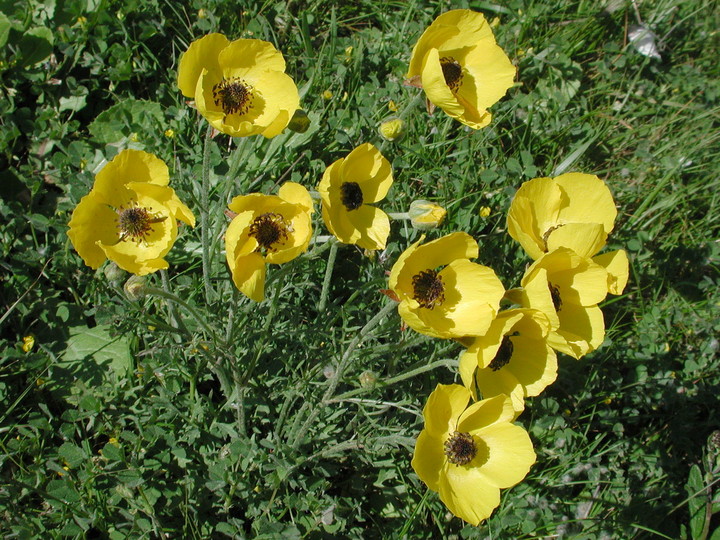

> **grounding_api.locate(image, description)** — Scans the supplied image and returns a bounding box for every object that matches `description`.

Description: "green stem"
[144,286,216,340]
[386,212,410,220]
[331,358,457,402]
[159,270,187,336]
[200,124,214,304]
[318,239,338,312]
[292,301,396,449]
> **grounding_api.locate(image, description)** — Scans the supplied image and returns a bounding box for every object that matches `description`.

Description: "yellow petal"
[548,303,605,358]
[231,252,267,302]
[457,40,515,113]
[504,336,557,397]
[421,48,465,118]
[218,38,286,73]
[507,177,562,259]
[94,149,170,201]
[279,182,313,212]
[67,192,117,269]
[555,172,617,235]
[457,394,516,432]
[411,430,445,492]
[423,383,471,437]
[339,143,393,204]
[390,232,479,299]
[593,249,629,295]
[439,466,501,526]
[177,33,229,98]
[545,222,607,260]
[433,258,504,337]
[476,366,526,413]
[129,182,195,227]
[471,423,535,488]
[346,205,390,251]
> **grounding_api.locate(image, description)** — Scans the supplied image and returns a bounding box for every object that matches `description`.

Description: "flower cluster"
[65,8,629,531]
[396,172,627,524]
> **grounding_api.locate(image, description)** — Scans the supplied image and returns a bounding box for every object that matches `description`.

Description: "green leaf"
[17,26,54,67]
[47,325,132,400]
[88,99,164,144]
[0,12,10,48]
[709,526,720,540]
[687,464,708,540]
[59,94,87,112]
[58,442,86,468]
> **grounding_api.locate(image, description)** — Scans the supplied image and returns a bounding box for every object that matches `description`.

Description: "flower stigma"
[444,431,477,466]
[488,335,514,371]
[412,269,445,309]
[549,283,562,311]
[440,57,463,92]
[249,212,289,252]
[213,77,253,116]
[117,204,165,243]
[340,182,364,211]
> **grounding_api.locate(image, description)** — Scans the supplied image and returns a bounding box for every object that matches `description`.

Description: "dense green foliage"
[1,0,718,537]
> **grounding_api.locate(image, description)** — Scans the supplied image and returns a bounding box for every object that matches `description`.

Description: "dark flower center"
[340,182,364,211]
[412,269,445,309]
[488,336,514,371]
[249,212,289,252]
[213,77,253,116]
[444,431,477,466]
[549,282,562,311]
[117,204,165,243]
[440,56,463,92]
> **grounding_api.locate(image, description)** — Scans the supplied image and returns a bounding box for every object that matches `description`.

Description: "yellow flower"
[406,10,515,129]
[516,248,610,359]
[22,336,35,352]
[322,90,333,100]
[459,308,557,413]
[388,232,505,338]
[68,149,195,275]
[412,384,535,525]
[317,143,393,251]
[177,33,300,138]
[225,182,313,301]
[507,173,618,260]
[164,129,175,138]
[479,206,491,218]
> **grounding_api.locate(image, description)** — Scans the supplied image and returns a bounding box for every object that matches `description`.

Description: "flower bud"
[103,262,126,284]
[287,109,310,133]
[21,335,35,353]
[409,200,447,230]
[378,117,405,142]
[124,275,148,301]
[359,370,378,389]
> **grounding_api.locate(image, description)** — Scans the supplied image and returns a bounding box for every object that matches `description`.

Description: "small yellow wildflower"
[479,206,491,218]
[409,200,446,230]
[76,16,87,26]
[322,90,333,100]
[490,17,500,28]
[197,8,207,19]
[22,335,35,352]
[164,129,175,138]
[388,100,398,112]
[130,132,139,142]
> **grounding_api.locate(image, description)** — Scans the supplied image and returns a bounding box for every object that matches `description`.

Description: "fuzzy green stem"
[331,358,457,402]
[318,239,339,312]
[292,301,396,448]
[159,270,187,336]
[200,124,214,304]
[386,212,410,220]
[144,286,216,340]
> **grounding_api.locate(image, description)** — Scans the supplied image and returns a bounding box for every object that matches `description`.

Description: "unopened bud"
[287,109,310,133]
[378,117,405,142]
[409,200,446,230]
[103,262,126,284]
[359,370,378,389]
[124,275,147,301]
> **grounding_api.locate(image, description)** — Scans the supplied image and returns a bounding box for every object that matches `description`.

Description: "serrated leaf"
[18,26,53,67]
[88,99,164,144]
[0,12,11,48]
